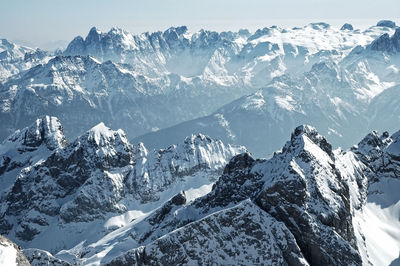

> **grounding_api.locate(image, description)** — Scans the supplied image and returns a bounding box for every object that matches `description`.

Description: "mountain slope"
[106,200,308,266]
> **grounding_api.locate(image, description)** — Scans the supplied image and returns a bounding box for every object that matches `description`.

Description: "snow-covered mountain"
[0,39,51,82]
[0,23,394,143]
[0,116,67,197]
[95,125,399,265]
[1,21,400,266]
[134,27,400,157]
[1,119,399,265]
[0,117,245,255]
[6,124,394,265]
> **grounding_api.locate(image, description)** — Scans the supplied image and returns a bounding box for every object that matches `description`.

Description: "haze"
[1,0,399,49]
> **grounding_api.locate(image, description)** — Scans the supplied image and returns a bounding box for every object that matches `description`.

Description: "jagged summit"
[370,28,400,52]
[0,116,67,202]
[0,38,35,64]
[1,21,400,265]
[88,26,101,36]
[352,130,389,157]
[86,122,127,147]
[288,124,333,156]
[3,115,67,150]
[0,39,15,50]
[163,25,188,36]
[111,125,365,265]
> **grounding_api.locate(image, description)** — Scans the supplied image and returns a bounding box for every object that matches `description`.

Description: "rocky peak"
[183,133,212,148]
[255,126,361,265]
[161,26,189,50]
[285,124,333,158]
[351,130,393,170]
[0,117,245,244]
[0,39,15,50]
[0,116,67,194]
[86,122,127,147]
[370,28,400,53]
[163,26,188,37]
[134,142,148,158]
[124,125,362,265]
[222,152,255,175]
[51,122,134,170]
[248,27,272,41]
[307,62,340,87]
[85,26,101,43]
[5,116,67,151]
[64,36,85,55]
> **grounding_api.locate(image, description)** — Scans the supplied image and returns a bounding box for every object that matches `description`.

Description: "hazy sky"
[1,0,399,48]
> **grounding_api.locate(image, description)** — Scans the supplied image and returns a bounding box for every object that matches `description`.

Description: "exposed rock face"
[370,28,400,53]
[255,125,360,265]
[133,32,400,158]
[0,39,47,82]
[0,235,30,266]
[23,249,70,266]
[106,201,307,266]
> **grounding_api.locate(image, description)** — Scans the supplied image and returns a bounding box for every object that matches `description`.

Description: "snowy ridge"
[0,118,245,255]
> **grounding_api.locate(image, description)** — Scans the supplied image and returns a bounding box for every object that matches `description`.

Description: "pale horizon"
[1,0,399,50]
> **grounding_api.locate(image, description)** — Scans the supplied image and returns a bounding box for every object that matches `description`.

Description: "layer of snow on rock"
[0,239,17,266]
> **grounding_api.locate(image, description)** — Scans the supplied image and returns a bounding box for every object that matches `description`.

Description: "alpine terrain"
[0,19,399,266]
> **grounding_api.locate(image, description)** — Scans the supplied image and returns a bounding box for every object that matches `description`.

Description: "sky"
[1,0,399,49]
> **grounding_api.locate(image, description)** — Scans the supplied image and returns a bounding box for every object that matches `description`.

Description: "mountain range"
[1,22,399,158]
[0,20,400,265]
[0,116,399,265]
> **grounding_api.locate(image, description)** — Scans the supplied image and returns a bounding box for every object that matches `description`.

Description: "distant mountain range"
[1,22,399,158]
